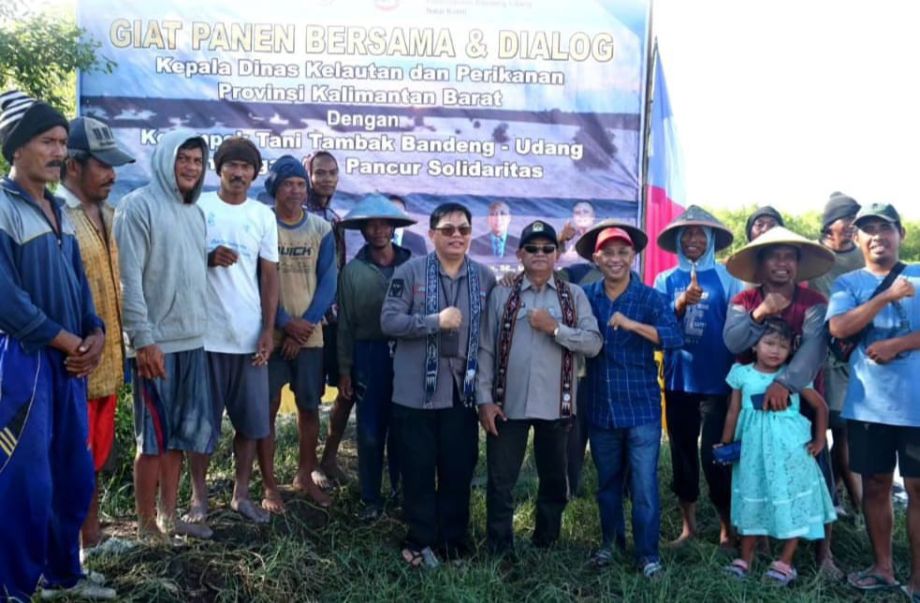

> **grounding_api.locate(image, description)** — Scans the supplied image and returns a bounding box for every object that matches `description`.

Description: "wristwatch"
[552,326,560,338]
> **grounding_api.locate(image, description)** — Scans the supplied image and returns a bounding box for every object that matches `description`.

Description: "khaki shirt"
[60,186,124,399]
[477,275,602,420]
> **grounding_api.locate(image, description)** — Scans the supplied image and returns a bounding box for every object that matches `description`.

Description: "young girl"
[718,318,837,585]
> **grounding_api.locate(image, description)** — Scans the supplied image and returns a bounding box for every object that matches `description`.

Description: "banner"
[78,0,652,268]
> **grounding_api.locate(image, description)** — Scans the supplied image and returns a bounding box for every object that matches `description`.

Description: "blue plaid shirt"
[584,274,683,429]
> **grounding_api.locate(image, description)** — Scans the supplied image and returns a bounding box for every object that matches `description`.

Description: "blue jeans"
[354,340,399,508]
[590,419,662,565]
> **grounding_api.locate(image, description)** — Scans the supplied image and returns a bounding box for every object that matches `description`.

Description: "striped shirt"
[583,274,683,429]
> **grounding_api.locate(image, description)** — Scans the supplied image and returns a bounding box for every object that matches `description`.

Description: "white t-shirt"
[198,192,279,353]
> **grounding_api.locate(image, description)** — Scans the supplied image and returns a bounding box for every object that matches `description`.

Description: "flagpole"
[639,24,659,279]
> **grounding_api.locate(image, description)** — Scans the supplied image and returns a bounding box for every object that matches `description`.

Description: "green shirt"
[337,244,412,375]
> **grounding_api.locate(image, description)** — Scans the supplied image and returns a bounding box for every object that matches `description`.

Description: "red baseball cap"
[594,227,634,253]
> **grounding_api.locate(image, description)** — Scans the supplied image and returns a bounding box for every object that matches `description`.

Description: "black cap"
[68,117,135,167]
[519,220,558,248]
[821,192,860,231]
[854,202,901,228]
[744,206,785,241]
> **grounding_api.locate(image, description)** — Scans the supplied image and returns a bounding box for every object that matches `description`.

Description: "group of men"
[0,92,350,599]
[2,86,919,599]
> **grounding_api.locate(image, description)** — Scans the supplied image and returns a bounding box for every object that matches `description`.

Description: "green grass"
[90,390,912,602]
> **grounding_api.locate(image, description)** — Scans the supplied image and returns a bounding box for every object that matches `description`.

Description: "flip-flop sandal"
[723,559,750,579]
[848,569,900,591]
[401,546,439,569]
[901,585,920,602]
[642,561,664,579]
[764,561,797,587]
[588,548,613,569]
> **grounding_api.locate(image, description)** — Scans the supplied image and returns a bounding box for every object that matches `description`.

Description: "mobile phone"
[750,393,765,410]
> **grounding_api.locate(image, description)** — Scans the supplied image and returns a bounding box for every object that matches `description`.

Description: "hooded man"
[811,192,864,514]
[477,220,602,554]
[0,91,111,600]
[59,115,135,559]
[255,155,336,511]
[115,129,214,542]
[576,220,683,577]
[338,194,415,519]
[653,205,742,548]
[722,226,841,577]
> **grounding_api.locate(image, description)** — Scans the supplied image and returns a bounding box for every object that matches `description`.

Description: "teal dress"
[726,363,836,540]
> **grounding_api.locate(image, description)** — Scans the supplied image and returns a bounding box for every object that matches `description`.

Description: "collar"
[355,243,411,266]
[437,255,469,278]
[57,184,85,209]
[590,272,639,301]
[491,232,507,242]
[1,177,60,207]
[521,273,557,292]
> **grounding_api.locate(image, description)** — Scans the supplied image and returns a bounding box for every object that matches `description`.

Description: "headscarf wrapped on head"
[264,154,309,198]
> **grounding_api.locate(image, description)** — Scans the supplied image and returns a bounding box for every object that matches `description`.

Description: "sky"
[654,0,920,219]
[30,0,920,219]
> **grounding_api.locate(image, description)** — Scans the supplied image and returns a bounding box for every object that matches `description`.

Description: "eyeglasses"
[523,244,557,255]
[433,224,472,237]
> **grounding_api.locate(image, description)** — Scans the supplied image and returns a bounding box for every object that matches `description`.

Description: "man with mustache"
[0,91,110,600]
[477,220,602,555]
[59,116,135,559]
[188,137,279,525]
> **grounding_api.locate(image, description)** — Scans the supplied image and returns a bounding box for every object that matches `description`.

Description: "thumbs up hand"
[679,264,704,309]
[674,264,704,317]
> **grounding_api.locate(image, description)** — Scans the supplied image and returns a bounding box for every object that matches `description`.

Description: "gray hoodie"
[114,129,209,354]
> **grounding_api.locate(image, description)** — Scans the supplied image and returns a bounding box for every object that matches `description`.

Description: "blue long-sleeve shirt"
[0,178,103,353]
[584,273,683,429]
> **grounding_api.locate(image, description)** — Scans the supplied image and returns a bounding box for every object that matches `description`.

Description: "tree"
[0,0,113,171]
[708,204,920,262]
[0,0,113,115]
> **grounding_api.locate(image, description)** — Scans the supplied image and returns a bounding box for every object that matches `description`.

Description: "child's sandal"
[764,560,797,586]
[723,558,750,579]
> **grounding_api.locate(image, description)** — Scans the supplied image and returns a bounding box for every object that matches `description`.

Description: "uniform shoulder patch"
[389,278,405,297]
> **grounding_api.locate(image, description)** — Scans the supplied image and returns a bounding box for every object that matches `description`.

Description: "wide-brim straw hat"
[725,226,835,283]
[656,205,734,254]
[575,219,649,259]
[340,194,416,229]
